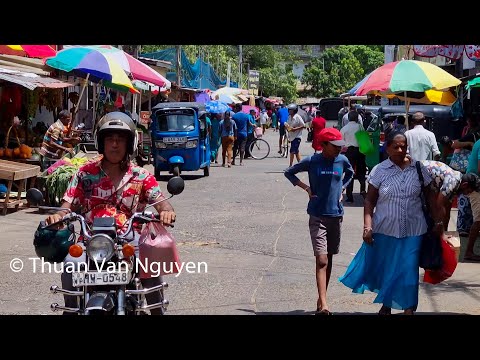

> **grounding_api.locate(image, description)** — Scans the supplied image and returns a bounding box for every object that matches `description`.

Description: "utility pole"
[176,45,182,87]
[239,45,242,88]
[226,61,231,87]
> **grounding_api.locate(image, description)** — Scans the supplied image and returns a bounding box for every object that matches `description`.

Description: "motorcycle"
[27,176,185,315]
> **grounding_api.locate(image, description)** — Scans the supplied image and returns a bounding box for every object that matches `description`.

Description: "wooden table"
[0,159,40,215]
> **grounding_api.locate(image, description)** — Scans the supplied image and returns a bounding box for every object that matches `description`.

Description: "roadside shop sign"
[248,70,259,96]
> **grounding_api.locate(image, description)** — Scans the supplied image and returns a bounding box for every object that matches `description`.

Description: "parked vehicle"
[378,104,460,140]
[318,97,343,123]
[361,104,460,166]
[150,102,211,179]
[27,176,185,315]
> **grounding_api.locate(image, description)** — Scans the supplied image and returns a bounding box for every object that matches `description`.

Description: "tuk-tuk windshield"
[157,109,196,132]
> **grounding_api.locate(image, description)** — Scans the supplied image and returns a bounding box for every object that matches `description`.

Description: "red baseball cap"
[318,128,345,146]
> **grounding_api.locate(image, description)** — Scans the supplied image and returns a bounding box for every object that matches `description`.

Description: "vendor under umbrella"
[37,110,81,170]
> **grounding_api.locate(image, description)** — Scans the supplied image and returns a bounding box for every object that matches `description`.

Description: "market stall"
[0,159,40,215]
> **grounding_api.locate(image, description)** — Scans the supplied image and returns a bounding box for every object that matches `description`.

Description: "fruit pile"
[0,125,34,160]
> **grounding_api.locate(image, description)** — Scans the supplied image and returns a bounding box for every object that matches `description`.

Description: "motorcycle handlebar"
[48,211,173,241]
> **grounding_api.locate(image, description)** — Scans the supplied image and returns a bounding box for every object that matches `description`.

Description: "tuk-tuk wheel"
[172,166,180,177]
[204,166,210,177]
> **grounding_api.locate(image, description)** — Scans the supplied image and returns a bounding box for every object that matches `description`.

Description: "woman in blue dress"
[339,131,438,315]
[210,113,222,163]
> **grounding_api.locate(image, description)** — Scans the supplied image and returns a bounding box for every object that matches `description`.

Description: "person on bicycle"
[44,111,176,315]
[285,103,306,167]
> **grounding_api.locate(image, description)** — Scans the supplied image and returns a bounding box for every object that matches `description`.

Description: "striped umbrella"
[355,60,461,127]
[355,60,461,96]
[84,45,170,88]
[45,46,138,94]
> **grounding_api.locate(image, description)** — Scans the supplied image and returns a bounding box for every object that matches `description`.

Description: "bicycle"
[248,128,270,160]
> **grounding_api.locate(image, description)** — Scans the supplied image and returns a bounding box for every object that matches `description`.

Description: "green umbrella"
[466,77,480,90]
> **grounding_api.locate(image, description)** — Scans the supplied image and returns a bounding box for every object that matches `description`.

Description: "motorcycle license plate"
[163,137,187,143]
[72,271,131,287]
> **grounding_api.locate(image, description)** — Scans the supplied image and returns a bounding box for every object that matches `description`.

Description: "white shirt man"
[342,110,363,128]
[286,113,305,142]
[260,111,268,125]
[341,120,364,147]
[404,112,441,160]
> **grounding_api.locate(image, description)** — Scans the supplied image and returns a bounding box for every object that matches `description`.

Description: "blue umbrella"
[348,71,373,95]
[205,100,230,114]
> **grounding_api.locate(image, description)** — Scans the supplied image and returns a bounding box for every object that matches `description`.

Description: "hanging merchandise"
[114,94,124,109]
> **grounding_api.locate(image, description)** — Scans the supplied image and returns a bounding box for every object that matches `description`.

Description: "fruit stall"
[37,153,100,207]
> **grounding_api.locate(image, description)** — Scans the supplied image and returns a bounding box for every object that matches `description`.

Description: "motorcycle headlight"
[87,234,115,262]
[185,140,198,148]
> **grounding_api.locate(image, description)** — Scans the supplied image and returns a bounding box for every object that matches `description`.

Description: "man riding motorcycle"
[43,111,176,315]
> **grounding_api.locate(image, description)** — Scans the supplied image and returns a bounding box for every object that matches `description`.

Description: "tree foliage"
[301,45,384,98]
[138,45,298,102]
[127,45,384,102]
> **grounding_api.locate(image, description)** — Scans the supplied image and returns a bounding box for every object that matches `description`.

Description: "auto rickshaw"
[151,102,211,179]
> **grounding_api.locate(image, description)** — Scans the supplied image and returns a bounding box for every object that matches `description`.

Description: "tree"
[350,45,384,75]
[301,45,384,97]
[138,45,298,101]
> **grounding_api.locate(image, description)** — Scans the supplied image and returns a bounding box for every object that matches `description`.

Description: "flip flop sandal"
[315,308,332,315]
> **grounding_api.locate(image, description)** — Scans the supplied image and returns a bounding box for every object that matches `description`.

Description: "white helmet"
[94,111,137,156]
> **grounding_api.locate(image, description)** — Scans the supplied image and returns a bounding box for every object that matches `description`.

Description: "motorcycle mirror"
[167,176,185,196]
[26,188,45,206]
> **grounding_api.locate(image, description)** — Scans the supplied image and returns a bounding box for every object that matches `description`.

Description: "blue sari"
[210,117,221,161]
[339,233,422,311]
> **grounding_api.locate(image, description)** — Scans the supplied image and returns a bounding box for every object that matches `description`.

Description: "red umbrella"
[0,45,56,58]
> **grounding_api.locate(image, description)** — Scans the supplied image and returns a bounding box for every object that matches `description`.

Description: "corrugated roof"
[0,68,73,90]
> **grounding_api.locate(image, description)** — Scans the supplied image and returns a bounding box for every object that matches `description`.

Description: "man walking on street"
[340,111,367,202]
[284,127,354,315]
[405,112,441,160]
[285,103,305,167]
[278,104,289,154]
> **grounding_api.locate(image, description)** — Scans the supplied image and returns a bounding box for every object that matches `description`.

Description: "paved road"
[1,125,480,315]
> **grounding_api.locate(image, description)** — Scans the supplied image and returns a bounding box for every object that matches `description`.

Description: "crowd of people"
[38,99,480,316]
[284,105,480,315]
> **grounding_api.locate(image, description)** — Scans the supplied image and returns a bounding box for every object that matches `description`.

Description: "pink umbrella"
[241,105,259,116]
[83,45,171,88]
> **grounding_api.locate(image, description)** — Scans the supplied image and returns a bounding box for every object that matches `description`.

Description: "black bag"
[416,162,443,270]
[307,130,313,143]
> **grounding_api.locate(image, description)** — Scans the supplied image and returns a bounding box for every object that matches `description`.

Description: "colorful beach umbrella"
[84,45,170,88]
[350,70,456,105]
[355,60,461,96]
[45,47,138,94]
[0,45,57,58]
[355,60,461,129]
[348,71,372,95]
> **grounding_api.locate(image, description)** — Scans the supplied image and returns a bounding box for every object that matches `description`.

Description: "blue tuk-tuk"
[151,102,211,179]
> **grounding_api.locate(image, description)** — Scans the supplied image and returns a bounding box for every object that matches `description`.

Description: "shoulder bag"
[416,161,443,270]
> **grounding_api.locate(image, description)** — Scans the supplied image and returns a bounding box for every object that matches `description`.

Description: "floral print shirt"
[421,160,462,200]
[63,159,162,231]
